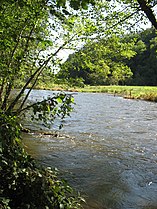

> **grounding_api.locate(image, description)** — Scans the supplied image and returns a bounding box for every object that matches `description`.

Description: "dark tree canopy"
[126,28,157,86]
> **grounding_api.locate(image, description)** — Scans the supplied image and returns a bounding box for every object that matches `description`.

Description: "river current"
[23,90,157,209]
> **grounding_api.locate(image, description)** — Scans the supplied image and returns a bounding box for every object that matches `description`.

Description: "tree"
[1,1,97,208]
[0,0,97,117]
[136,0,157,29]
[57,35,135,85]
[125,27,157,85]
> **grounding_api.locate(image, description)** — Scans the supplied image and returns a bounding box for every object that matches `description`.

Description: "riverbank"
[35,84,157,102]
[0,111,83,209]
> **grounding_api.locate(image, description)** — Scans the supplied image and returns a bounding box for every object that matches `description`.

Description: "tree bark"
[137,0,157,29]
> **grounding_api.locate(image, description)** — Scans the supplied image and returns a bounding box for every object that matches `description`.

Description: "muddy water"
[23,90,157,209]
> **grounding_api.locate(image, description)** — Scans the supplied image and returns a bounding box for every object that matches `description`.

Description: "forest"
[57,27,157,86]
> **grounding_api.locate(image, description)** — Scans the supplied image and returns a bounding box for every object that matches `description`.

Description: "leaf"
[56,97,63,103]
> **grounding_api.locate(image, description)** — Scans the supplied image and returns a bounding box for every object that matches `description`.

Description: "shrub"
[0,112,83,209]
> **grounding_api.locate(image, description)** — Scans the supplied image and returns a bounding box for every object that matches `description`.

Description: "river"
[23,90,157,209]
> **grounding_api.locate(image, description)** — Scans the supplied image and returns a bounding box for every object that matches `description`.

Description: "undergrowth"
[0,111,83,209]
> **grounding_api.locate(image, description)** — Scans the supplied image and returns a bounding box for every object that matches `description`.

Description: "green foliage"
[0,2,81,207]
[56,0,96,10]
[125,28,157,86]
[0,113,83,209]
[57,35,135,85]
[0,0,110,112]
[0,0,50,110]
[29,92,74,128]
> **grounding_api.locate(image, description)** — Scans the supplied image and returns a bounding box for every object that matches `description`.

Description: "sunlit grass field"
[75,85,157,102]
[36,84,157,102]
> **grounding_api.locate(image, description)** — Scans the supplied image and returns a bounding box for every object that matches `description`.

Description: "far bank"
[35,84,157,102]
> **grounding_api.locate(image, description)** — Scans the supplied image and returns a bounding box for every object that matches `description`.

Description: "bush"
[0,112,83,209]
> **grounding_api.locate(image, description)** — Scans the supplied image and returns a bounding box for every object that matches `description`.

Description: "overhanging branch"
[6,34,77,114]
[137,0,157,29]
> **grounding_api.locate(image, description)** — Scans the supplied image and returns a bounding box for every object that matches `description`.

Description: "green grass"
[76,85,157,102]
[64,85,157,102]
[36,84,157,102]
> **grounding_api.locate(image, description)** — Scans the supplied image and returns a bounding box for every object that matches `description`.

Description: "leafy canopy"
[57,35,136,85]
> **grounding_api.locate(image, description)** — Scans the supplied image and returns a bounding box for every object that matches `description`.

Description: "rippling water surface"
[23,90,157,209]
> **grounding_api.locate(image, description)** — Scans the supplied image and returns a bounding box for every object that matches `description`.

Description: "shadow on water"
[23,90,157,209]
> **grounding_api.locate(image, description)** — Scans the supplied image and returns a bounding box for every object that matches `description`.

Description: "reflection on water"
[23,90,157,209]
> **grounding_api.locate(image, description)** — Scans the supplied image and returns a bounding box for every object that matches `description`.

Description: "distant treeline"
[56,28,157,87]
[126,28,157,86]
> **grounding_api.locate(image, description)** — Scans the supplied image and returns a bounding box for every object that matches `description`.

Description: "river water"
[23,90,157,209]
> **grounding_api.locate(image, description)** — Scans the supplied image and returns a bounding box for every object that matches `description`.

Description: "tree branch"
[137,0,157,29]
[17,69,42,114]
[6,34,76,113]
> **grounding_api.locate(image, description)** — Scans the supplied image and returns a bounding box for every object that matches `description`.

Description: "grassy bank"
[76,85,157,102]
[36,84,157,102]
